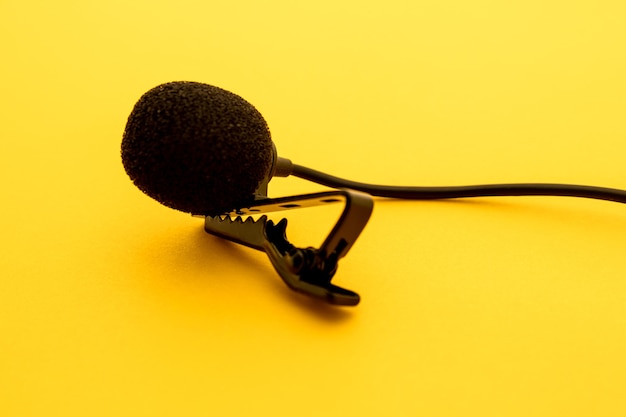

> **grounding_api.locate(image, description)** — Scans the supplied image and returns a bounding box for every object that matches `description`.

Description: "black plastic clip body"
[204,190,373,305]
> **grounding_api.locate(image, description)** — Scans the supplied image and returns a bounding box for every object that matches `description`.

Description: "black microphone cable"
[291,163,626,205]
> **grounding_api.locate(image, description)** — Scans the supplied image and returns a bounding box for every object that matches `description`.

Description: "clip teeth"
[213,214,268,225]
[205,215,269,250]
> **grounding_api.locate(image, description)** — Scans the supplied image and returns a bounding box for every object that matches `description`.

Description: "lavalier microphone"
[121,81,626,305]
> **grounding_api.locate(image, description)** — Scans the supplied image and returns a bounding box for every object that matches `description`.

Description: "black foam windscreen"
[121,81,274,215]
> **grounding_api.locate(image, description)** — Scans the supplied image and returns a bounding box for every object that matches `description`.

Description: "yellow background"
[2,1,625,415]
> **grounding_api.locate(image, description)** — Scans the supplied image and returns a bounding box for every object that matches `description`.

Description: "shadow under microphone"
[121,81,626,306]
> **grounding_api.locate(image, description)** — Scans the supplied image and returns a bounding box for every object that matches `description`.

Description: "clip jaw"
[204,190,373,305]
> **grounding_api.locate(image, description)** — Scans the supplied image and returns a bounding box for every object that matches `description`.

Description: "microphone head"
[121,81,274,215]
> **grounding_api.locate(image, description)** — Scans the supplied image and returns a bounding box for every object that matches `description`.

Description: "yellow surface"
[2,1,626,415]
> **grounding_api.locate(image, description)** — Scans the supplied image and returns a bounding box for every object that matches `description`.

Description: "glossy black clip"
[204,190,373,305]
